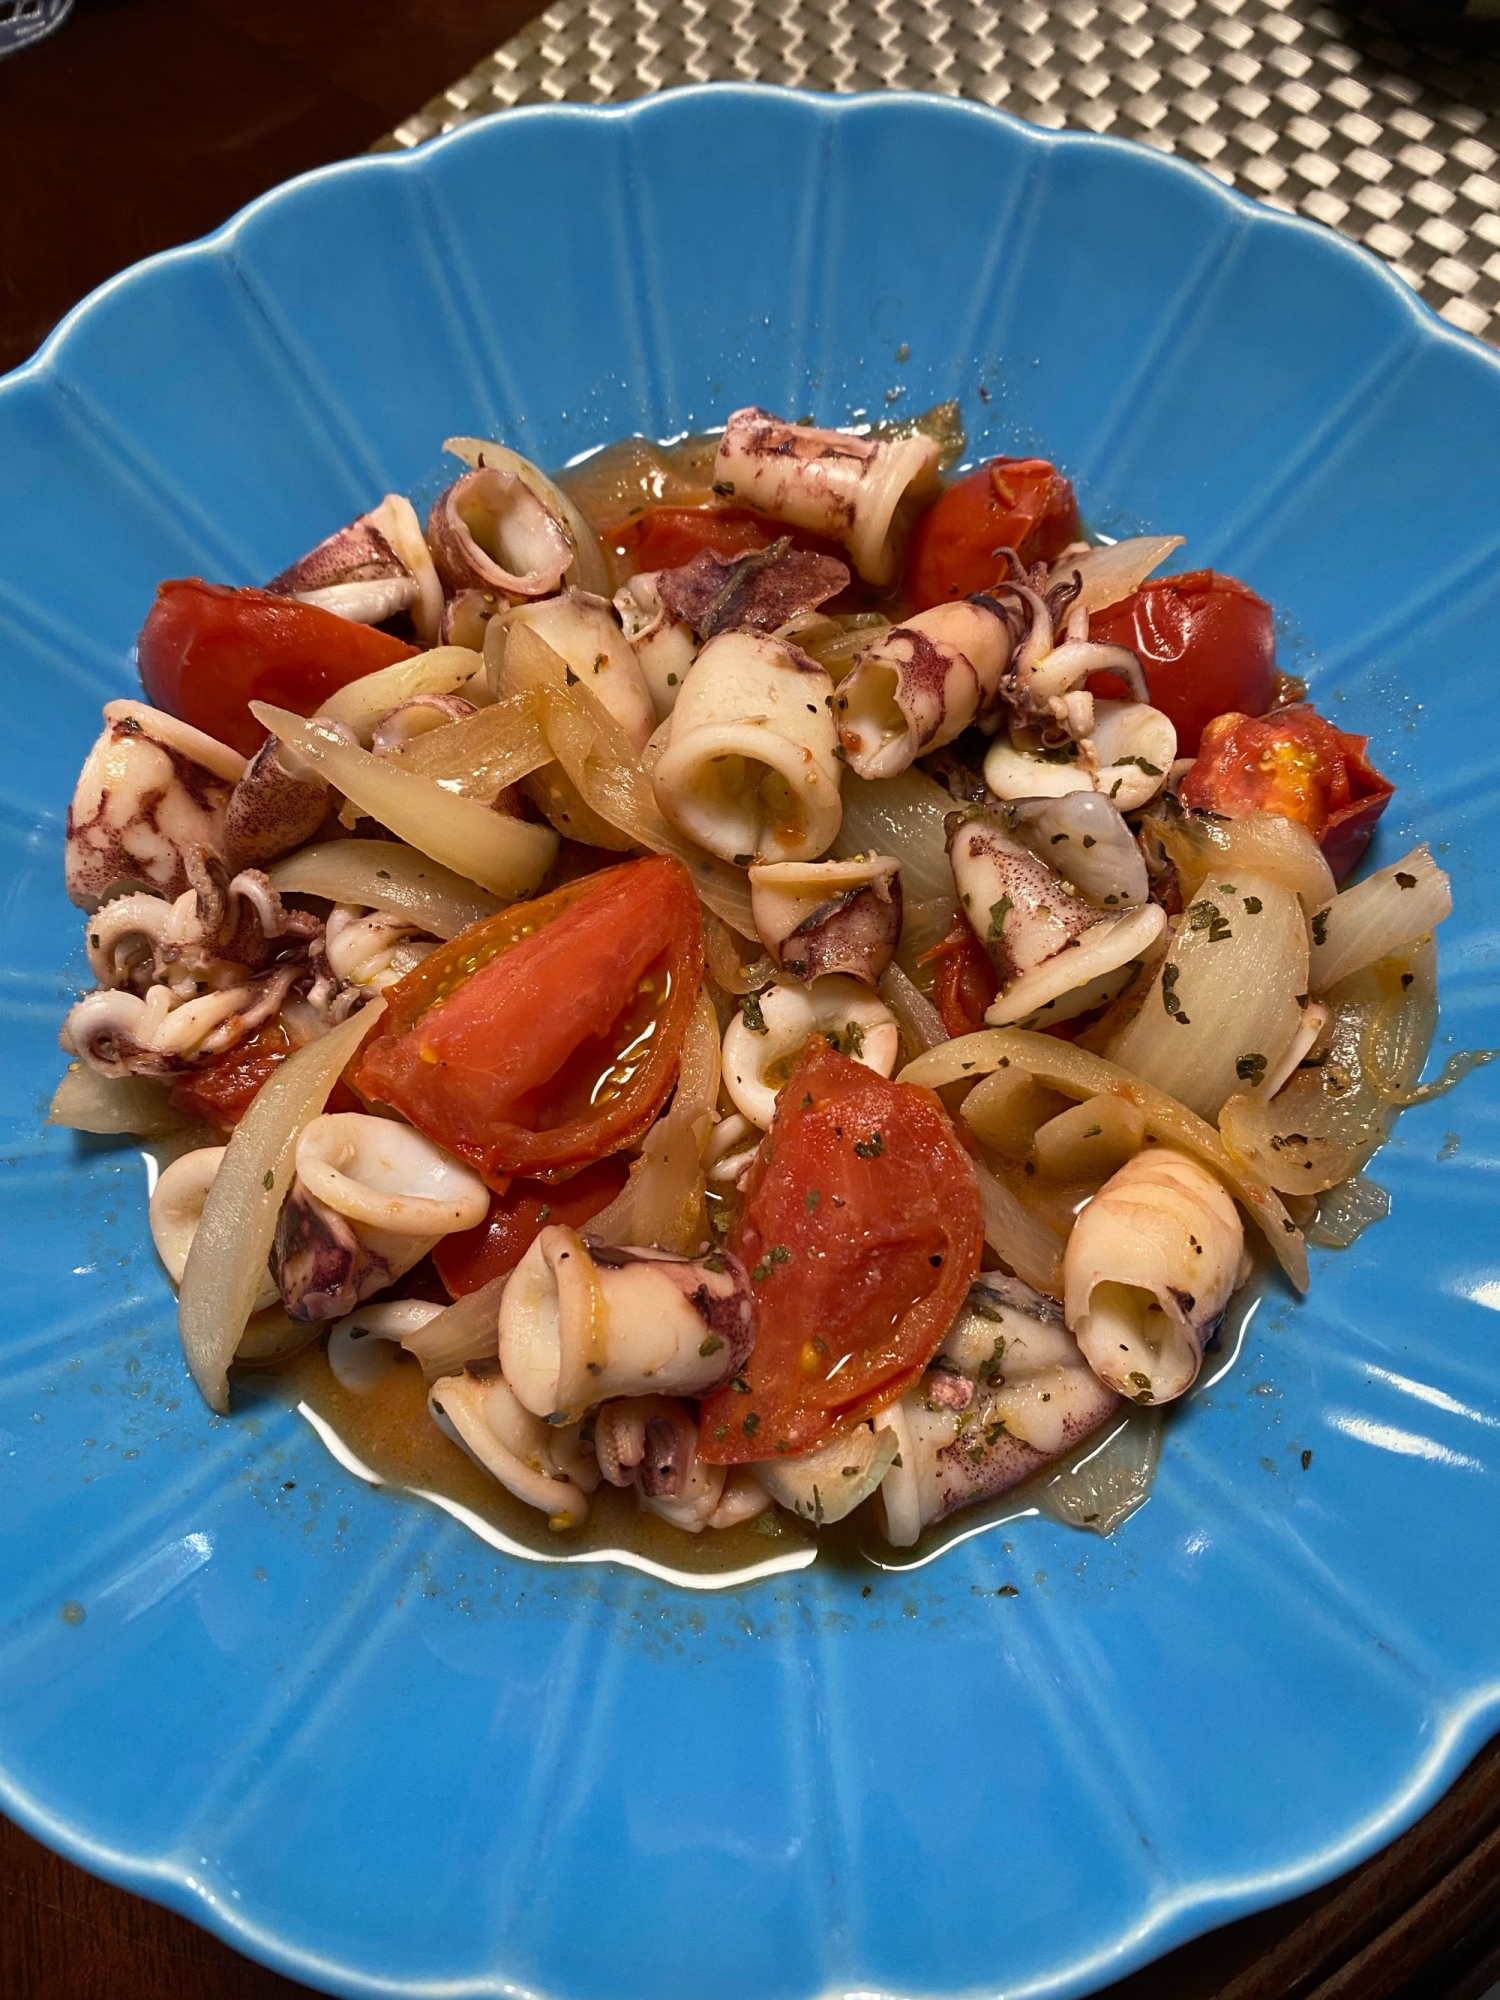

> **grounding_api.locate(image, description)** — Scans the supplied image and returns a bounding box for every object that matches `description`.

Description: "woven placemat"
[375,0,1500,348]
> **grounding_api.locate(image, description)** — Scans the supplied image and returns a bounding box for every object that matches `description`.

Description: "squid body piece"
[1064,1146,1244,1406]
[426,465,573,601]
[66,701,245,911]
[328,1299,445,1392]
[499,1226,756,1423]
[984,699,1177,813]
[265,493,442,641]
[878,1275,1122,1547]
[615,573,698,720]
[749,854,902,984]
[714,407,940,585]
[721,976,900,1128]
[948,809,1165,1027]
[835,602,1011,778]
[149,1146,279,1311]
[225,734,338,872]
[500,589,655,751]
[650,630,842,864]
[429,1360,597,1528]
[295,1113,489,1237]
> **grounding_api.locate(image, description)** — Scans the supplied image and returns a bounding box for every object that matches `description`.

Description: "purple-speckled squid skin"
[778,878,903,984]
[425,466,573,601]
[655,539,849,640]
[265,514,410,600]
[224,736,335,872]
[66,712,238,912]
[946,808,1100,986]
[586,1240,756,1383]
[271,1183,407,1323]
[593,1394,700,1498]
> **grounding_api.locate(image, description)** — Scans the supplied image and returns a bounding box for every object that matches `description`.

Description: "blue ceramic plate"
[4,85,1500,2000]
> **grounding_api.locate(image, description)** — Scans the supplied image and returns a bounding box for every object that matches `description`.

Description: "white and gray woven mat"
[377,0,1500,348]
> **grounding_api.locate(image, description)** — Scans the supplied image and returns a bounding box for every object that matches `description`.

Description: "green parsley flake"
[986,894,1013,941]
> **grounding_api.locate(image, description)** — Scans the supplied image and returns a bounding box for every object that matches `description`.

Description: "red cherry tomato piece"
[918,915,999,1039]
[433,1155,632,1297]
[138,579,419,760]
[904,457,1080,610]
[1087,570,1275,757]
[353,856,703,1192]
[1180,703,1394,884]
[168,1022,360,1129]
[603,505,852,586]
[697,1040,983,1463]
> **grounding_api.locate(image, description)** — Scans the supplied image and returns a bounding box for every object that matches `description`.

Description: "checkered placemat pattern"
[375,0,1500,348]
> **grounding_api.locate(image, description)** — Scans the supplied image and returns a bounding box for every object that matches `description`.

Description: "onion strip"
[392,692,550,801]
[537,682,756,933]
[269,840,503,940]
[900,1028,1308,1290]
[1309,845,1452,992]
[973,1158,1065,1296]
[47,1065,188,1137]
[250,702,557,901]
[316,647,482,742]
[177,1000,386,1412]
[1047,535,1185,613]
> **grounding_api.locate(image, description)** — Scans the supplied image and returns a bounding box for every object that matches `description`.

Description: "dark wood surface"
[5,2,1500,1995]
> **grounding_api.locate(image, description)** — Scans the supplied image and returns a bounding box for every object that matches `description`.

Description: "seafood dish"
[50,402,1467,1561]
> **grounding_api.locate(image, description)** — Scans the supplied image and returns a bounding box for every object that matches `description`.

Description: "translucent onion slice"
[1047,535,1185,613]
[753,1421,900,1525]
[250,702,557,901]
[832,767,959,966]
[1309,845,1451,992]
[900,1028,1308,1290]
[401,1273,507,1383]
[47,1064,188,1137]
[443,436,611,596]
[1218,939,1438,1195]
[392,692,550,801]
[973,1158,1066,1296]
[177,999,386,1411]
[553,434,719,532]
[592,990,721,1255]
[1152,805,1334,916]
[316,647,483,742]
[878,961,948,1056]
[537,682,756,934]
[269,840,503,940]
[1033,1405,1163,1534]
[1307,1173,1390,1249]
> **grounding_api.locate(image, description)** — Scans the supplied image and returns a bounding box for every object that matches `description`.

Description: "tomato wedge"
[1087,570,1275,756]
[918,915,999,1039]
[904,457,1080,609]
[353,855,703,1191]
[138,579,420,759]
[697,1040,983,1463]
[1179,702,1395,884]
[433,1156,632,1297]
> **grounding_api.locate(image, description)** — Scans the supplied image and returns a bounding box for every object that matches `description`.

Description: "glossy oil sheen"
[3,86,1500,2000]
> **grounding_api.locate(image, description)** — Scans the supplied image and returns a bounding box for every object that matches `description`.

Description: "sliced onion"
[47,1064,188,1137]
[594,990,721,1255]
[1033,1406,1163,1534]
[832,768,958,966]
[553,433,719,543]
[177,1000,386,1411]
[537,682,756,933]
[753,1421,900,1524]
[1105,872,1308,1121]
[1307,1173,1390,1250]
[401,1274,506,1383]
[1047,535,1185,613]
[234,1307,324,1365]
[443,436,611,595]
[1152,805,1334,916]
[251,703,557,901]
[393,691,550,801]
[973,1158,1065,1296]
[900,1028,1308,1290]
[1219,939,1437,1194]
[703,912,777,996]
[879,961,948,1056]
[315,647,483,742]
[1309,845,1451,992]
[269,840,502,940]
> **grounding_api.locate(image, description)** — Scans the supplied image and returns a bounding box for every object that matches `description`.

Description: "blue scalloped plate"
[4,85,1500,2000]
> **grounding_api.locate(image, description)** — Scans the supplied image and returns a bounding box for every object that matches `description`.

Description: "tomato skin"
[1180,702,1394,884]
[1087,570,1275,756]
[433,1155,631,1296]
[604,505,850,581]
[138,579,419,759]
[697,1040,983,1463]
[904,458,1080,609]
[168,1022,360,1128]
[919,915,999,1038]
[354,855,703,1191]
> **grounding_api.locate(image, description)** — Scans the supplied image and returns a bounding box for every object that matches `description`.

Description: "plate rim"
[5,80,1500,2000]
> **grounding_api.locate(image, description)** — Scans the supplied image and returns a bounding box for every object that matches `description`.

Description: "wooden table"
[5,4,1500,1994]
